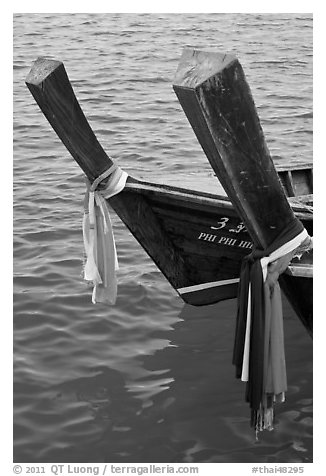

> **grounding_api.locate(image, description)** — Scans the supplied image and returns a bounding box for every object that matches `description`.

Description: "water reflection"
[14,287,312,463]
[131,298,312,463]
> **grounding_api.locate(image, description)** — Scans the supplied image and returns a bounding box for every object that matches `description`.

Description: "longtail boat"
[25,49,313,336]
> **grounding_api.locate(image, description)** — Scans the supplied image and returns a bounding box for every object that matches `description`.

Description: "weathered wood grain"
[173,48,313,334]
[25,58,194,292]
[173,48,299,249]
[26,58,113,182]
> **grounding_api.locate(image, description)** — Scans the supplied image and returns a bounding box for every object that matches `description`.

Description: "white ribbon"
[83,164,128,304]
[260,229,309,282]
[241,283,252,381]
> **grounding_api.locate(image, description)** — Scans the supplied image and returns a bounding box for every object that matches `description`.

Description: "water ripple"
[14,13,312,463]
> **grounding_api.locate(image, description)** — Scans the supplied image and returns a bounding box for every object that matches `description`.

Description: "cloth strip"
[232,217,312,434]
[83,165,128,304]
[260,229,308,282]
[241,228,308,382]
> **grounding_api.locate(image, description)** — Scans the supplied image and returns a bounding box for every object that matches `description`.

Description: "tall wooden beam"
[25,57,193,290]
[173,49,312,335]
[173,48,296,249]
[26,58,114,183]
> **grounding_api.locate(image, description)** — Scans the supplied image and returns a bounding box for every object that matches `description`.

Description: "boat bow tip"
[25,57,63,86]
[173,47,237,89]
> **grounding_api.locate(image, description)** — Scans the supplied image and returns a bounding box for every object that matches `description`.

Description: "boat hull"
[25,56,313,337]
[121,181,313,318]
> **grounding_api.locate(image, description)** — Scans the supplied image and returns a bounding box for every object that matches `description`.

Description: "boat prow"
[26,51,313,336]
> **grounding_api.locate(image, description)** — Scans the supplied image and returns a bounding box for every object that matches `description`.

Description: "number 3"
[211,217,229,230]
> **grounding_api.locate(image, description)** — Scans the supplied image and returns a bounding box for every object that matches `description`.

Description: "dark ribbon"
[232,217,304,426]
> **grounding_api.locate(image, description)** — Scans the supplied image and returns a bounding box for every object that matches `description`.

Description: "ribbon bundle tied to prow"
[83,164,128,305]
[232,219,312,435]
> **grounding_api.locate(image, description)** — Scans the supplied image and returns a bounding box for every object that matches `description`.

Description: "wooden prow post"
[173,48,296,250]
[26,57,114,183]
[25,57,193,292]
[173,49,312,335]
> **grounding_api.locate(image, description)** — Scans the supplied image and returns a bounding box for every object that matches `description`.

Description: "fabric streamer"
[83,164,128,304]
[232,218,312,436]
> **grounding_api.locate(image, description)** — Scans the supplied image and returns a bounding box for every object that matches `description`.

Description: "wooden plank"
[287,264,313,278]
[275,165,313,197]
[291,169,313,196]
[285,171,295,196]
[108,191,198,288]
[126,180,313,217]
[274,160,313,172]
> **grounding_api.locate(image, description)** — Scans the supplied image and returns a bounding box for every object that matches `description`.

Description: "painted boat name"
[198,217,252,249]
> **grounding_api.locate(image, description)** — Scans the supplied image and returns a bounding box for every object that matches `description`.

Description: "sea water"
[13,13,312,463]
